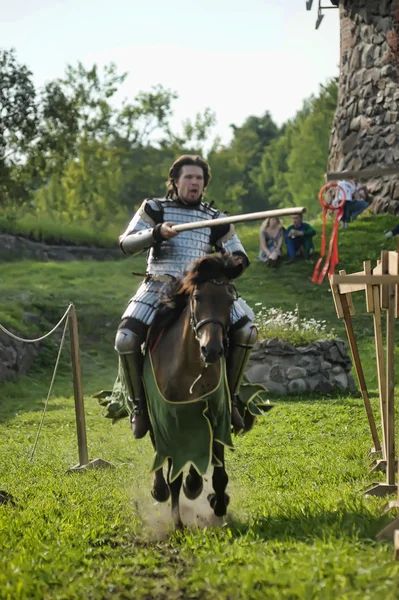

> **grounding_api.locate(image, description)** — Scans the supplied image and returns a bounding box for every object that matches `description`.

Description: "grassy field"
[1,212,399,599]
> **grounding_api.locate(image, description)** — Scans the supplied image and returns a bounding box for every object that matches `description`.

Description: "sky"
[1,0,340,146]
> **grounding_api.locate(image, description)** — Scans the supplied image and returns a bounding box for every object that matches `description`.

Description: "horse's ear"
[194,257,215,280]
[225,256,245,280]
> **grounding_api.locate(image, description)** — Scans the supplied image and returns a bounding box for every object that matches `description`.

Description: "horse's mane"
[149,253,244,345]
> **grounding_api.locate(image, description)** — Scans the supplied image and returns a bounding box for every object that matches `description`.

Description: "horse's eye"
[193,295,201,302]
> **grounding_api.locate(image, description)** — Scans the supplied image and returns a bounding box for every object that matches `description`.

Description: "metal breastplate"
[147,202,216,278]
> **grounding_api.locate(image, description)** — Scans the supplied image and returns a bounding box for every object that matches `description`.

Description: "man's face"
[175,165,205,204]
[292,215,302,228]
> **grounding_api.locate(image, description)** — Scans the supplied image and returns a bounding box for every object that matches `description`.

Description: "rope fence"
[0,303,73,344]
[1,303,112,472]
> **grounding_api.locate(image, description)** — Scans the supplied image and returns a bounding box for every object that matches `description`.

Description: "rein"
[188,278,235,395]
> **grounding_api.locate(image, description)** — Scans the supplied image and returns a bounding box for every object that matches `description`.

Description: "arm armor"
[119,199,164,255]
[213,216,250,269]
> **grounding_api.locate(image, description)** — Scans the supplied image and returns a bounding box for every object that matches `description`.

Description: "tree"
[114,84,178,148]
[228,112,279,212]
[33,139,126,224]
[285,79,338,215]
[0,49,37,205]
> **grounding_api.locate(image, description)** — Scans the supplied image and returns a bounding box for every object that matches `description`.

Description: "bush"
[254,303,336,346]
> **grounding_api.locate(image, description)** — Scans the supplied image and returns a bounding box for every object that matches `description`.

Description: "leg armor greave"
[114,328,145,403]
[115,327,149,439]
[227,321,258,396]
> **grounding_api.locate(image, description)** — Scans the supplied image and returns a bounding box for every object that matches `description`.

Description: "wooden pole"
[386,285,396,486]
[68,304,89,467]
[381,251,390,310]
[340,293,381,452]
[372,285,387,459]
[331,274,399,286]
[326,165,399,181]
[172,206,306,233]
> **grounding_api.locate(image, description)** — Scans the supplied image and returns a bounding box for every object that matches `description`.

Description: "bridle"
[189,278,238,345]
[187,278,238,393]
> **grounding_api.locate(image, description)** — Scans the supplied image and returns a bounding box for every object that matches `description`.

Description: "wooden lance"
[171,206,306,233]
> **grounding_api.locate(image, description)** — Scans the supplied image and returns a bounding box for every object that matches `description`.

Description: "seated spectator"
[352,180,369,219]
[335,179,356,228]
[335,178,368,227]
[385,224,399,239]
[258,217,284,267]
[285,214,316,263]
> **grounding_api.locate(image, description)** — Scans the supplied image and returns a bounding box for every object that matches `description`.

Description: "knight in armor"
[115,155,258,439]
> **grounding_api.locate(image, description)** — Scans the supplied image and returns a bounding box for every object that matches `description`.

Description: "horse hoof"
[183,478,203,501]
[174,520,184,532]
[151,486,170,503]
[207,493,230,517]
[0,491,16,506]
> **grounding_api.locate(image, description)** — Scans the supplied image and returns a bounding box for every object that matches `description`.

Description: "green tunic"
[94,356,270,482]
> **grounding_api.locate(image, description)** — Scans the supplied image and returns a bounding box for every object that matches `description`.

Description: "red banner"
[312,183,346,285]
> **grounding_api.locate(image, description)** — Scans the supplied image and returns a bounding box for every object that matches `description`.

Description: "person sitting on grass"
[335,178,369,228]
[285,214,316,264]
[385,224,399,239]
[257,217,284,267]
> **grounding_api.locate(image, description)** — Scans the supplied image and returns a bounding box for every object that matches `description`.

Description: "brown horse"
[146,253,246,529]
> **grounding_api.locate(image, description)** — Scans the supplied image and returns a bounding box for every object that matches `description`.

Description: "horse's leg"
[208,443,230,517]
[183,465,203,500]
[167,458,183,530]
[149,429,170,503]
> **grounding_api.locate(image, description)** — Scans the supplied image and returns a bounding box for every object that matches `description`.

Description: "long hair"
[166,155,212,199]
[260,217,283,232]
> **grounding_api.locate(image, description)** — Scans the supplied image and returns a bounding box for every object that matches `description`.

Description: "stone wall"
[0,234,123,262]
[329,0,399,214]
[0,329,39,380]
[247,338,357,396]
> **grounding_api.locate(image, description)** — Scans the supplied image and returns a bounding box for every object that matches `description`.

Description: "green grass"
[1,212,399,599]
[0,211,126,248]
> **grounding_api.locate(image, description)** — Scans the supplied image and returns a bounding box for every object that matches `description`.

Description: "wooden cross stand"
[329,246,399,500]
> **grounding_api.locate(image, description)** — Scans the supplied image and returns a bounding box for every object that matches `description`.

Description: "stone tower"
[328,0,399,213]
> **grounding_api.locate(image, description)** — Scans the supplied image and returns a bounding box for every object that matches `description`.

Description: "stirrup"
[231,396,245,431]
[130,399,150,439]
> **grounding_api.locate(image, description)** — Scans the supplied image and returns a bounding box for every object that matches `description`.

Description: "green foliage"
[254,304,336,346]
[256,124,295,209]
[286,79,338,216]
[0,210,122,247]
[0,48,338,228]
[0,49,38,206]
[34,140,127,224]
[229,112,280,213]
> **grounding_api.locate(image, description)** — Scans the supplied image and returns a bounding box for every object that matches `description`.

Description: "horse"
[144,253,252,530]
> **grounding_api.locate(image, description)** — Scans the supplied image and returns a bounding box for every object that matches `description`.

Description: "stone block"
[347,373,358,393]
[361,44,375,68]
[316,377,335,395]
[325,345,346,365]
[286,366,307,380]
[269,364,285,383]
[246,363,269,384]
[376,17,393,34]
[307,375,322,393]
[321,361,332,371]
[333,373,348,390]
[288,379,307,395]
[343,132,359,153]
[264,381,287,396]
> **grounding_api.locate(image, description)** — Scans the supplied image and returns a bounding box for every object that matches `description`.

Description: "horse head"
[181,253,245,365]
